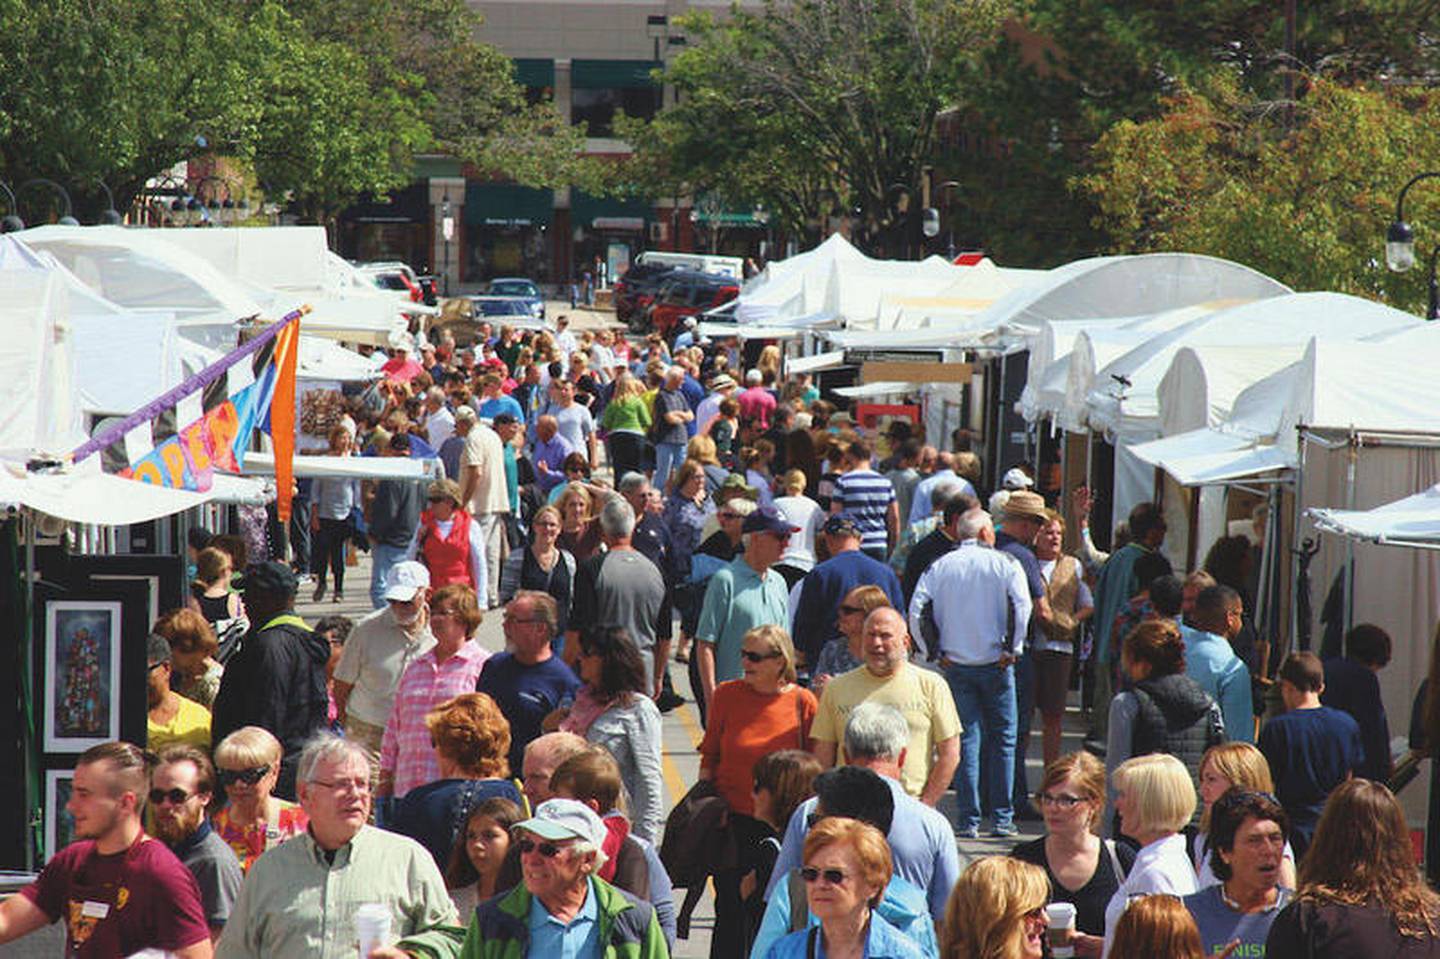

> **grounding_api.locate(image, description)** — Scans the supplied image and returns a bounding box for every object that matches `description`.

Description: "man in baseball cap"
[791,513,904,672]
[211,562,330,799]
[471,798,667,958]
[695,507,795,719]
[331,560,435,795]
[1001,466,1035,491]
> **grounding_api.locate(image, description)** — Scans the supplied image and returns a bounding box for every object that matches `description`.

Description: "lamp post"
[1385,171,1440,319]
[441,194,453,296]
[0,181,23,232]
[19,178,80,226]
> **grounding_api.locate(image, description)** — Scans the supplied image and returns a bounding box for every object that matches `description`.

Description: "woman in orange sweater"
[698,624,817,958]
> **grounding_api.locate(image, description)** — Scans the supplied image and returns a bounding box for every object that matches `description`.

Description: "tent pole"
[22,511,37,871]
[1291,430,1308,654]
[1343,433,1358,636]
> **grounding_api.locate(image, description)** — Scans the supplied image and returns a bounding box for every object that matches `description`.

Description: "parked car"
[435,297,543,348]
[355,261,423,302]
[614,261,679,326]
[488,277,545,320]
[634,251,745,279]
[469,296,535,320]
[642,270,741,337]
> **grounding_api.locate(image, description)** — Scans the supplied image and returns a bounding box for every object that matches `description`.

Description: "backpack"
[658,779,739,938]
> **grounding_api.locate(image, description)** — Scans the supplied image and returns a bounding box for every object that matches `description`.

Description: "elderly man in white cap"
[331,560,435,794]
[462,799,667,959]
[693,372,738,435]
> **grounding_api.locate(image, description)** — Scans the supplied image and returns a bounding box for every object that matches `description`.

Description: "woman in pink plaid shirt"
[377,584,492,798]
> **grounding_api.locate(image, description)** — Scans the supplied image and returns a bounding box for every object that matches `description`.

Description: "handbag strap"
[1104,839,1126,883]
[806,925,820,959]
[794,688,806,750]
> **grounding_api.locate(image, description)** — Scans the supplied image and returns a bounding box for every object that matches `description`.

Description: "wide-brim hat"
[1003,490,1049,521]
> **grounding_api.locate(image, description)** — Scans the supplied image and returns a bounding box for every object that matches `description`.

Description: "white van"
[633,251,745,279]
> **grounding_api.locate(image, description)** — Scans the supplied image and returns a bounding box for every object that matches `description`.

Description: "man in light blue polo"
[1182,584,1254,743]
[462,798,667,959]
[696,505,794,719]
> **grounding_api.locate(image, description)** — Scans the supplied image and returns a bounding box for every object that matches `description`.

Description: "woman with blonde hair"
[211,726,308,871]
[189,545,245,633]
[772,467,824,588]
[1107,894,1204,959]
[941,855,1050,959]
[765,817,924,959]
[1266,779,1440,956]
[389,691,522,869]
[1194,742,1296,888]
[1103,753,1199,956]
[498,503,575,632]
[1010,752,1132,957]
[600,370,652,479]
[701,625,818,956]
[687,433,731,498]
[555,481,603,561]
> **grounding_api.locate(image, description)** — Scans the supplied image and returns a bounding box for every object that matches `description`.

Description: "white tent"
[152,227,413,346]
[1310,484,1440,548]
[869,260,1044,332]
[16,225,260,350]
[735,233,871,325]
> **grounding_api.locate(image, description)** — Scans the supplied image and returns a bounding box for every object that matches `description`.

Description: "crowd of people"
[5,311,1440,959]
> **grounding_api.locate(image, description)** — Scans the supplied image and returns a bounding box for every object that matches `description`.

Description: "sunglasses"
[148,787,194,806]
[517,838,567,858]
[217,765,270,787]
[800,866,849,886]
[740,649,779,663]
[838,604,865,616]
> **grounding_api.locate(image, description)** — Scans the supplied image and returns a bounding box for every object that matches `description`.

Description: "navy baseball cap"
[822,513,862,538]
[742,506,800,536]
[239,561,298,596]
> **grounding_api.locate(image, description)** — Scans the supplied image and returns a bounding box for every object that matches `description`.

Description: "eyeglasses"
[518,838,567,858]
[800,866,849,886]
[427,496,447,503]
[740,649,780,663]
[838,605,865,616]
[1035,792,1089,809]
[1023,907,1047,925]
[218,765,270,787]
[147,661,168,672]
[718,511,740,521]
[309,778,370,795]
[148,787,194,806]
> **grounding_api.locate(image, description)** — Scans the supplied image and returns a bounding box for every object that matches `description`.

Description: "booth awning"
[465,183,555,227]
[1310,484,1440,547]
[572,191,651,229]
[243,451,436,480]
[787,350,847,374]
[1128,429,1294,486]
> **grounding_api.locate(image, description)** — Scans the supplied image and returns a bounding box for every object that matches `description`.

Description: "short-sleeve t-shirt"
[22,836,211,957]
[810,664,962,797]
[552,402,596,453]
[831,469,896,553]
[653,388,691,445]
[1011,837,1136,937]
[477,651,583,775]
[1183,884,1293,957]
[147,694,213,751]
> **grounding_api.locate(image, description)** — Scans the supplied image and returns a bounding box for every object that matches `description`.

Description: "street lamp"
[19,178,80,226]
[0,181,23,232]
[441,194,453,296]
[1385,170,1440,272]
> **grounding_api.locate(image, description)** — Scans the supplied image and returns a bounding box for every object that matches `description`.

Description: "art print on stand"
[44,770,76,861]
[43,600,122,753]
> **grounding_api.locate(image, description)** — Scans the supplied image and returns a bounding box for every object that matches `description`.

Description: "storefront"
[336,183,431,270]
[464,183,555,285]
[570,190,652,286]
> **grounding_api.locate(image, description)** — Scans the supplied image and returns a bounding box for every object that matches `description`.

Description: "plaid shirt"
[379,640,490,796]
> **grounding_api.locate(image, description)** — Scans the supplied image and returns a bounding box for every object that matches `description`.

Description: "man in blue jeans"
[365,432,425,608]
[909,506,1032,838]
[651,366,693,489]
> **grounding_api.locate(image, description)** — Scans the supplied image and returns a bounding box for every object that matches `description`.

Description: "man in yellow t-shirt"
[812,607,960,806]
[146,634,212,751]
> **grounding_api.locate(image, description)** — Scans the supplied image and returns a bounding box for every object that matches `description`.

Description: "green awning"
[514,59,554,90]
[693,211,765,226]
[465,183,554,227]
[571,59,660,89]
[571,191,651,229]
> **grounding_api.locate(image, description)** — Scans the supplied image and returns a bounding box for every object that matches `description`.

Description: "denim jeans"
[1012,650,1036,811]
[654,441,686,490]
[945,660,1018,832]
[370,542,410,609]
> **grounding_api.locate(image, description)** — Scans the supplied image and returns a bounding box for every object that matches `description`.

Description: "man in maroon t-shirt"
[0,741,211,958]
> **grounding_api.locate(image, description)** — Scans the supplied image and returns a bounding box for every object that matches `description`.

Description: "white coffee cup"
[1046,901,1077,958]
[354,903,392,957]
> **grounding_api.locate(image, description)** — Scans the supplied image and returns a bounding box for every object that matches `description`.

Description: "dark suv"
[642,271,741,337]
[615,262,680,328]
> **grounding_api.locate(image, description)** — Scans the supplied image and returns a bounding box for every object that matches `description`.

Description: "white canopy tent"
[735,233,872,325]
[1310,485,1440,549]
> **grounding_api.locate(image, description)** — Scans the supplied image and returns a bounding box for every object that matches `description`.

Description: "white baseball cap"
[514,798,606,848]
[382,560,431,602]
[1001,467,1035,490]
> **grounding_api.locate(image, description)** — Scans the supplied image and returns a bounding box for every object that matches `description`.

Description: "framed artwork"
[43,600,123,753]
[71,553,186,627]
[44,770,76,861]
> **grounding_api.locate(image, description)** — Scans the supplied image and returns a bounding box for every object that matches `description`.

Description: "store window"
[571,87,660,137]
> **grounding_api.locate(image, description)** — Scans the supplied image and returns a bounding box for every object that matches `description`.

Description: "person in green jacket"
[461,798,668,959]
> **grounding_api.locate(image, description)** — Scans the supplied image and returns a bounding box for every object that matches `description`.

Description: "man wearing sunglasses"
[150,746,243,942]
[463,798,667,959]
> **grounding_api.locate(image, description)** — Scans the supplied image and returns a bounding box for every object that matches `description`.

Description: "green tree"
[1079,78,1440,310]
[630,0,1011,257]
